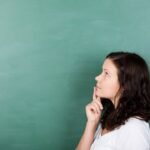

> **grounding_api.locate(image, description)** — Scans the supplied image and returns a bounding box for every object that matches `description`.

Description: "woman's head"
[97,51,150,130]
[95,58,121,107]
[106,52,150,106]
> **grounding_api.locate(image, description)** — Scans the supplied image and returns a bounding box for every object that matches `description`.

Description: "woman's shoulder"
[118,117,150,139]
[123,117,149,129]
[115,117,150,149]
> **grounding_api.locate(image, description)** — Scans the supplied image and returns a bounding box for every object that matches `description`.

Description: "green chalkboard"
[0,0,149,150]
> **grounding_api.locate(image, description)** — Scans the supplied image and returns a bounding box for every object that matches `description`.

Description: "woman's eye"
[104,72,109,76]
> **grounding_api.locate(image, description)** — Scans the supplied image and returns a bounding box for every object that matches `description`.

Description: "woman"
[76,51,150,150]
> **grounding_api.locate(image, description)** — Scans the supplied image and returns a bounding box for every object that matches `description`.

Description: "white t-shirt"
[90,118,150,150]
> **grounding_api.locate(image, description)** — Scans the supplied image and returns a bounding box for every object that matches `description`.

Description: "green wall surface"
[0,0,149,150]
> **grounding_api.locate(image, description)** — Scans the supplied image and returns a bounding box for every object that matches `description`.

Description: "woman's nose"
[95,74,101,82]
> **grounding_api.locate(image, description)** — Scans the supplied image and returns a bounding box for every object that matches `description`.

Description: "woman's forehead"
[102,59,118,74]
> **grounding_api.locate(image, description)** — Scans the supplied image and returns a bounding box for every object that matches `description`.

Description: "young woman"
[76,51,150,150]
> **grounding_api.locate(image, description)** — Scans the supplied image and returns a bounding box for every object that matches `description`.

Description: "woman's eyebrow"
[102,68,109,71]
[102,66,111,73]
[103,68,112,75]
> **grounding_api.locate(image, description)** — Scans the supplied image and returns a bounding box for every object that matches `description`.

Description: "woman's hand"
[76,87,104,150]
[85,87,103,125]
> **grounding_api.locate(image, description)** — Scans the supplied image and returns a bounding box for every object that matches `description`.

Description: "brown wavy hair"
[102,51,150,130]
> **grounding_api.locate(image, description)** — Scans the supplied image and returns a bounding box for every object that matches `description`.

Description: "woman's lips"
[96,86,101,90]
[96,87,101,92]
[95,86,101,98]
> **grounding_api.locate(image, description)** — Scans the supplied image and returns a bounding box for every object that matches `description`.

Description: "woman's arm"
[76,121,98,150]
[76,87,103,150]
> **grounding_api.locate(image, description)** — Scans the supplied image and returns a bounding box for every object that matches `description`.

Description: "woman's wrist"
[86,121,99,132]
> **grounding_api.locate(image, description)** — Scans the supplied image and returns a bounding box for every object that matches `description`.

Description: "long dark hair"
[102,51,150,130]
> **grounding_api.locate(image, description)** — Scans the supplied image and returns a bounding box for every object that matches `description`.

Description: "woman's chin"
[95,94,103,99]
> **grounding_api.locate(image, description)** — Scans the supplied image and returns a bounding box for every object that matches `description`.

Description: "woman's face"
[95,58,120,105]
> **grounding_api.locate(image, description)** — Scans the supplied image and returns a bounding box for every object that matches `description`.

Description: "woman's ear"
[114,87,124,108]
